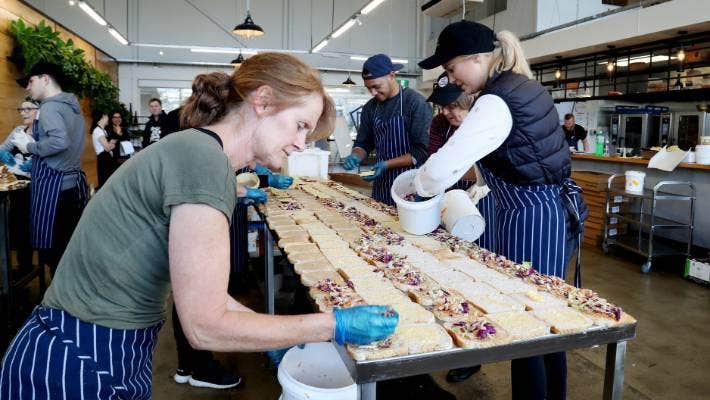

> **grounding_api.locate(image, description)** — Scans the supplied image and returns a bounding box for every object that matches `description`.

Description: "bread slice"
[292,260,333,274]
[483,277,536,294]
[510,291,569,311]
[468,294,525,314]
[533,307,594,334]
[390,323,454,354]
[277,237,312,249]
[287,252,329,265]
[283,242,320,255]
[337,263,379,280]
[299,270,345,287]
[487,311,551,341]
[390,301,436,325]
[346,338,407,361]
[444,317,512,349]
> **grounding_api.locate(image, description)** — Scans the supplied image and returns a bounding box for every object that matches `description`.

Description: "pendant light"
[342,73,356,87]
[233,0,264,39]
[606,45,616,75]
[677,30,687,72]
[231,52,245,67]
[554,55,563,80]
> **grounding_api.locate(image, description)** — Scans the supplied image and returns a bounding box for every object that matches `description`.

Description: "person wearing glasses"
[0,97,38,177]
[107,111,133,167]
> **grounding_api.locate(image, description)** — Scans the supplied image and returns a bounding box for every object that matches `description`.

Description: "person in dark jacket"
[143,97,168,148]
[416,21,587,400]
[106,111,132,167]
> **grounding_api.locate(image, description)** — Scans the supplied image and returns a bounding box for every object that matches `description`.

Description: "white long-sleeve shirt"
[415,94,513,197]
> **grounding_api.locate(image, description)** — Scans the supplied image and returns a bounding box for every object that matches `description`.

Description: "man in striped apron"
[13,63,88,275]
[341,54,431,206]
[416,21,588,399]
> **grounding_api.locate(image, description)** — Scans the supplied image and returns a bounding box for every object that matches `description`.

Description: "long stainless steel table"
[333,323,636,400]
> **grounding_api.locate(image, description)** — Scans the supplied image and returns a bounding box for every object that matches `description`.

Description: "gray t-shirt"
[43,129,237,329]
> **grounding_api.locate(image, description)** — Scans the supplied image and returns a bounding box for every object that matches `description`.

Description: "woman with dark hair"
[415,21,587,400]
[91,110,116,188]
[1,53,398,400]
[106,111,132,167]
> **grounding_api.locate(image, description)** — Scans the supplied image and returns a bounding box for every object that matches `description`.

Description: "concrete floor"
[148,246,710,400]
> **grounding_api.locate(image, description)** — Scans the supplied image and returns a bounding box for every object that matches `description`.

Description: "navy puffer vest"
[480,70,570,185]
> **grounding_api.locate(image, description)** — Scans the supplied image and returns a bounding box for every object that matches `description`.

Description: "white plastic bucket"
[277,342,357,400]
[696,145,710,165]
[625,170,646,193]
[283,149,330,179]
[441,190,485,241]
[390,169,443,235]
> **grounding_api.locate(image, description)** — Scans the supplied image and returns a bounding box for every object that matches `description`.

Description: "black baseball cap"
[362,54,403,80]
[16,62,67,88]
[419,20,495,70]
[427,72,463,106]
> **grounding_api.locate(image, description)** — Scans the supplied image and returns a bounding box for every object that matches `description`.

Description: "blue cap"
[362,54,403,80]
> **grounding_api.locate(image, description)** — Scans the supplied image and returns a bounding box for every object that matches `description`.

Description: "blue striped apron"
[372,87,412,206]
[479,165,583,285]
[29,119,88,249]
[0,306,162,400]
[475,192,497,251]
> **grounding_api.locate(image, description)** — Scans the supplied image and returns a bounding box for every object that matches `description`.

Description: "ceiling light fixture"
[231,52,245,67]
[108,27,128,45]
[361,0,386,15]
[233,0,264,38]
[342,73,356,86]
[68,0,76,5]
[78,1,107,26]
[312,40,329,53]
[332,19,356,38]
[311,0,388,53]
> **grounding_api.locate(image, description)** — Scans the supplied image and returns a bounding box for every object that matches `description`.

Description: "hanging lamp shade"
[233,11,264,38]
[342,74,356,87]
[231,53,245,66]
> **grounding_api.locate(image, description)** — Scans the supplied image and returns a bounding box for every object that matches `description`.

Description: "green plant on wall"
[9,19,123,115]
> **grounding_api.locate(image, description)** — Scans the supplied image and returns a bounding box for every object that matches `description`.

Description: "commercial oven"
[610,112,672,155]
[671,111,710,150]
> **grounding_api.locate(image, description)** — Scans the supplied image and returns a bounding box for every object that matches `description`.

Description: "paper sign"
[120,141,135,156]
[648,147,688,171]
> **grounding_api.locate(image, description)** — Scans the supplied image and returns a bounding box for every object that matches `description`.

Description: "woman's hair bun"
[181,72,240,128]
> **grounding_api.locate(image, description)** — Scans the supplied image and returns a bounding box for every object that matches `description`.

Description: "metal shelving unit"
[602,175,695,273]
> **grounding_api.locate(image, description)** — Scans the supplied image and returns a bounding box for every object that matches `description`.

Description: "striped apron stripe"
[29,159,88,249]
[475,192,497,251]
[0,307,162,400]
[372,87,413,206]
[479,165,571,279]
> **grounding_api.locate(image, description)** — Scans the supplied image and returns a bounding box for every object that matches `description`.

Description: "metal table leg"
[263,223,275,314]
[359,382,376,400]
[0,195,10,335]
[603,340,627,400]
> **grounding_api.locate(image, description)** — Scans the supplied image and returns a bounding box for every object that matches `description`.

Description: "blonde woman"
[0,53,398,400]
[415,21,587,400]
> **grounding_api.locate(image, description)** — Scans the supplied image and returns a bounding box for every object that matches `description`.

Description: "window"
[139,87,192,116]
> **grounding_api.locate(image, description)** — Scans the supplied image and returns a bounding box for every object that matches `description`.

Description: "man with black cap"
[14,62,89,275]
[341,54,431,206]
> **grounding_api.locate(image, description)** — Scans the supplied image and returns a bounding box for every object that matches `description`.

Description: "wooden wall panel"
[0,0,119,188]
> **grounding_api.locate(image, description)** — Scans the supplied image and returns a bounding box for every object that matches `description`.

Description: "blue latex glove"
[254,164,273,176]
[268,174,293,189]
[333,305,399,345]
[0,151,16,166]
[239,188,268,205]
[266,344,305,369]
[19,158,33,172]
[342,153,363,170]
[361,160,387,182]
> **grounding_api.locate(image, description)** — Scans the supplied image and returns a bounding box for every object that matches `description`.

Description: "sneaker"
[188,360,243,390]
[173,368,191,384]
[445,365,481,383]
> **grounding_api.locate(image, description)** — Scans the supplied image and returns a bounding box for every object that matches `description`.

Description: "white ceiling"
[23,0,427,73]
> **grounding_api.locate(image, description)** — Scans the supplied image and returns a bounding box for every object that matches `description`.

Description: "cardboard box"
[685,258,710,284]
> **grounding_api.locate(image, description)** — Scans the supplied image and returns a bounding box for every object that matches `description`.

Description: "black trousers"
[172,304,214,371]
[96,152,115,189]
[511,352,567,400]
[40,186,85,276]
[8,185,32,269]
